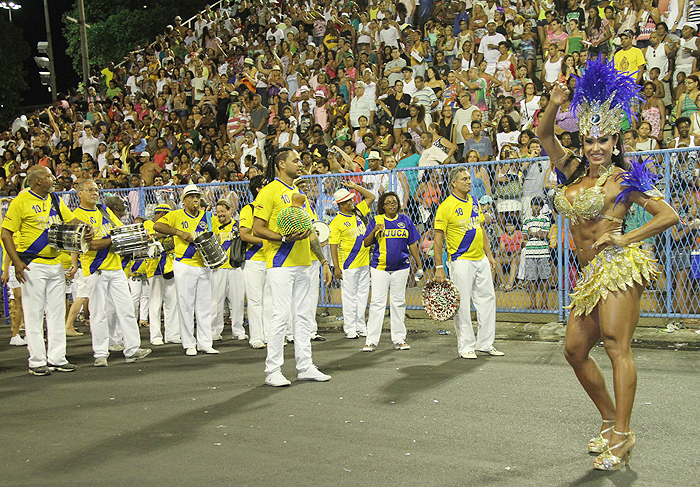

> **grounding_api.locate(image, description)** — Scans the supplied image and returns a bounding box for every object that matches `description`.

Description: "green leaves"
[0,18,30,128]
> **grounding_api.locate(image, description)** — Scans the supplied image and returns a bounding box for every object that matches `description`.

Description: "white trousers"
[211,267,246,338]
[21,262,67,368]
[265,266,314,374]
[128,277,149,322]
[450,257,497,355]
[308,261,321,334]
[148,275,181,342]
[173,260,213,350]
[242,259,271,344]
[341,266,370,335]
[106,295,123,346]
[86,270,142,358]
[365,267,409,346]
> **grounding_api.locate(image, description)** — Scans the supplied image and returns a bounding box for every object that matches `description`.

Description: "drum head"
[312,221,331,243]
[421,279,461,322]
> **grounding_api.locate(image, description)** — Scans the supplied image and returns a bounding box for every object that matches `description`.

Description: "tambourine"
[421,279,461,321]
[312,220,331,243]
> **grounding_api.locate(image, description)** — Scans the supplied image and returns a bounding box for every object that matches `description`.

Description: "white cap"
[140,151,150,158]
[367,150,381,160]
[182,184,201,198]
[334,188,354,204]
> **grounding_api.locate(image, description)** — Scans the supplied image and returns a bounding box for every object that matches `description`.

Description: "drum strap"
[50,193,64,222]
[205,211,212,232]
[97,204,116,227]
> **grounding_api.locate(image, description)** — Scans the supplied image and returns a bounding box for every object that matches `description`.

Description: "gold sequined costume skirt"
[568,244,660,317]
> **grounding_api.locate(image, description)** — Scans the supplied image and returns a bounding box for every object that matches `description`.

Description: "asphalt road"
[0,329,698,487]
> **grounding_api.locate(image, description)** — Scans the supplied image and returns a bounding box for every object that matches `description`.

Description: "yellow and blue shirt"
[162,208,211,267]
[73,205,124,275]
[1,190,76,265]
[365,213,420,271]
[329,200,370,270]
[212,215,237,270]
[143,219,174,277]
[254,178,314,268]
[434,194,485,261]
[239,203,265,262]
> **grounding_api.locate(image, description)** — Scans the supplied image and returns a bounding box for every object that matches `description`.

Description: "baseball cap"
[215,198,231,209]
[620,29,635,38]
[154,204,172,214]
[367,150,381,160]
[271,65,281,71]
[299,85,310,93]
[686,22,698,32]
[182,184,201,198]
[334,188,354,204]
[140,151,150,158]
[479,195,494,205]
[184,138,194,144]
[314,90,325,97]
[280,88,289,94]
[244,57,254,65]
[244,131,255,138]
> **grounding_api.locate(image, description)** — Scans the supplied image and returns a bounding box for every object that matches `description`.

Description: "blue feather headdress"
[571,56,643,138]
[615,156,663,206]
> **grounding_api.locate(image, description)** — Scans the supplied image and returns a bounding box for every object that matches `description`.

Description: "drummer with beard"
[153,184,219,356]
[73,179,152,367]
[1,166,92,375]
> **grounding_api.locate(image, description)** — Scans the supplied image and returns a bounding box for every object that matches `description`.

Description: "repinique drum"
[48,223,90,253]
[312,221,331,243]
[111,224,149,258]
[193,231,227,268]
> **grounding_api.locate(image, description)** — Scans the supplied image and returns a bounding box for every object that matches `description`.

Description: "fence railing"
[2,147,699,323]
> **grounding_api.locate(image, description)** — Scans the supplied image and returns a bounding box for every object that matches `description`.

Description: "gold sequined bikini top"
[554,164,624,225]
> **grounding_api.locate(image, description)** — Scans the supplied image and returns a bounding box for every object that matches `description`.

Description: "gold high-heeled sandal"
[594,430,636,471]
[588,419,615,453]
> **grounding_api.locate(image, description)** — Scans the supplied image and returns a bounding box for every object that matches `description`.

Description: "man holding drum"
[154,184,219,356]
[73,179,152,367]
[253,149,333,387]
[1,166,92,375]
[433,167,504,360]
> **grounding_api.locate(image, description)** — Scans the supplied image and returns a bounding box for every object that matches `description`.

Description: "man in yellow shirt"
[211,198,246,341]
[253,149,332,386]
[613,30,646,83]
[433,167,504,359]
[1,166,91,375]
[154,184,219,356]
[329,181,376,339]
[240,175,270,349]
[144,204,181,346]
[73,179,152,367]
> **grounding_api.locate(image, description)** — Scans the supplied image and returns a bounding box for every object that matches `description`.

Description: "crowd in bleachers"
[2,0,700,311]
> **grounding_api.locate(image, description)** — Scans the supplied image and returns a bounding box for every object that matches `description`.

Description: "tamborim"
[111,224,149,258]
[48,223,90,252]
[421,279,461,321]
[312,220,331,243]
[193,231,227,268]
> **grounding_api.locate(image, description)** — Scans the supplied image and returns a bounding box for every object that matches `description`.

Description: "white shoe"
[108,343,125,352]
[234,334,248,341]
[198,347,219,354]
[460,351,477,359]
[394,342,410,350]
[297,365,331,382]
[250,340,266,349]
[477,347,505,356]
[151,338,164,346]
[212,334,223,341]
[165,338,182,344]
[265,371,291,387]
[185,347,197,356]
[9,335,26,346]
[362,343,375,352]
[346,332,359,339]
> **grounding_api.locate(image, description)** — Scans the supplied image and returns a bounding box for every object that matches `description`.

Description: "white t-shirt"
[478,33,506,74]
[453,106,480,144]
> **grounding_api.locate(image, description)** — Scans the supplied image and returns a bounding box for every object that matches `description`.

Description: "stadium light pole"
[42,0,58,101]
[0,1,21,22]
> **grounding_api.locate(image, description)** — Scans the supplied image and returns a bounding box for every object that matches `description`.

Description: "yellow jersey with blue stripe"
[143,220,174,277]
[254,178,313,268]
[365,213,420,271]
[73,205,124,275]
[212,216,237,270]
[162,208,211,267]
[329,200,370,270]
[1,190,76,265]
[434,194,485,261]
[126,258,148,277]
[239,203,265,262]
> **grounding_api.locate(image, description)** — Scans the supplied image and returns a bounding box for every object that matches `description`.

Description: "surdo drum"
[193,231,227,268]
[48,223,90,253]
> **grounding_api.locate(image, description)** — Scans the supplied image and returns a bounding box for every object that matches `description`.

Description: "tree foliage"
[0,19,31,129]
[62,0,203,76]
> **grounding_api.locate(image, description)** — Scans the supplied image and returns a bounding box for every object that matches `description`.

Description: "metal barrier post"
[557,212,564,323]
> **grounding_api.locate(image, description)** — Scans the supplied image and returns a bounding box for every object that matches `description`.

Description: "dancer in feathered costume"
[537,57,680,471]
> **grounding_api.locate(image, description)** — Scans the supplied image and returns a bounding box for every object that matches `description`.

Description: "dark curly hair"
[377,191,401,215]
